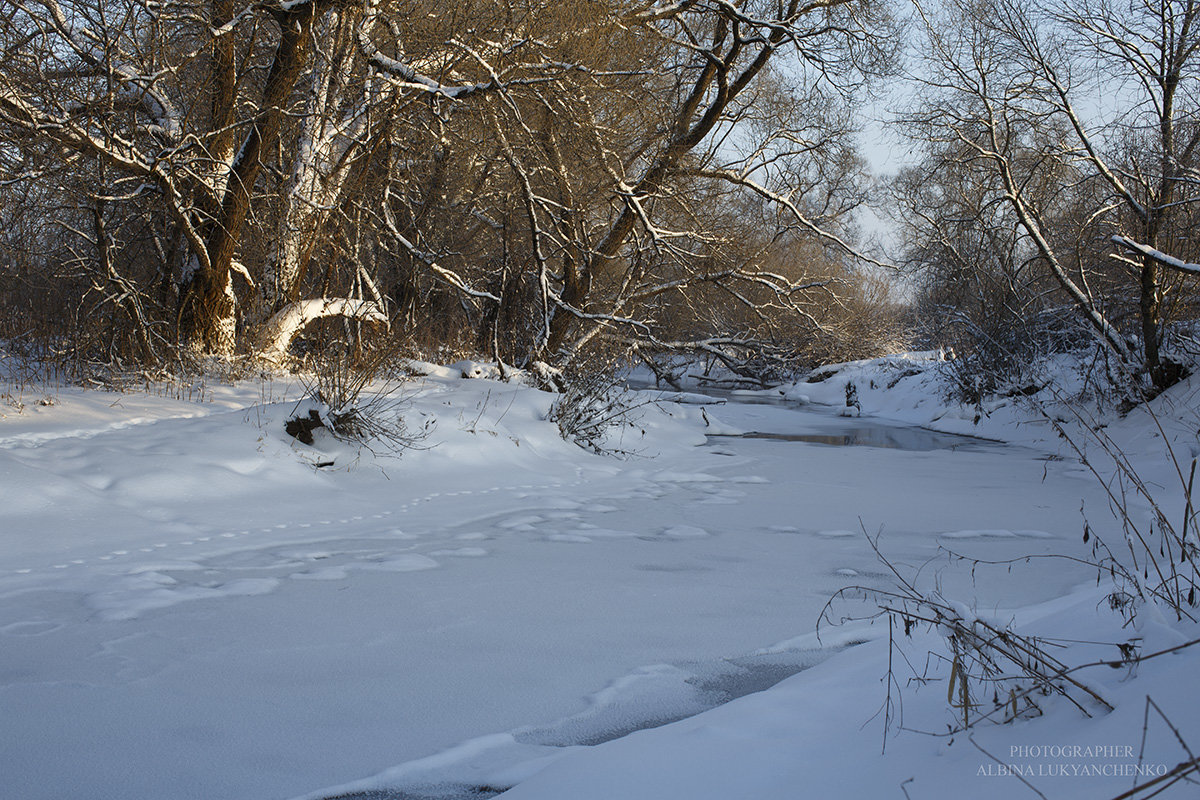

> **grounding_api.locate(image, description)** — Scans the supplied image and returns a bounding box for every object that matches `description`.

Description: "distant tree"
[904,0,1200,392]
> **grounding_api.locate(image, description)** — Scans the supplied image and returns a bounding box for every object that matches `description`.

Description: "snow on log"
[255,298,388,361]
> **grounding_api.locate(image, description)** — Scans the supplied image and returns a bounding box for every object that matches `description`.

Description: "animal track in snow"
[939,529,1054,539]
[1,475,594,616]
[548,533,592,543]
[815,530,856,538]
[662,525,711,539]
[363,554,440,572]
[1,621,63,636]
[497,515,545,530]
[428,547,488,558]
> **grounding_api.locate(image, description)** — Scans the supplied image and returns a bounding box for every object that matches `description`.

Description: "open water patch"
[709,425,997,451]
[323,788,505,800]
[633,381,1001,451]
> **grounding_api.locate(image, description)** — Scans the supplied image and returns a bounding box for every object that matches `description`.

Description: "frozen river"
[0,382,1103,800]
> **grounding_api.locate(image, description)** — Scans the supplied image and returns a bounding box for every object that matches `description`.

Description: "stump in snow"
[285,410,325,445]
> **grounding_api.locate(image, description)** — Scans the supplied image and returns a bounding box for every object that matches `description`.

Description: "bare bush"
[1040,399,1200,622]
[547,361,652,456]
[931,310,1092,407]
[820,532,1117,746]
[291,331,426,456]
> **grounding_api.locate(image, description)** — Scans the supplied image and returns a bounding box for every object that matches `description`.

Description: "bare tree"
[906,0,1200,392]
[891,129,1100,399]
[0,0,523,354]
[373,0,902,375]
[0,0,899,374]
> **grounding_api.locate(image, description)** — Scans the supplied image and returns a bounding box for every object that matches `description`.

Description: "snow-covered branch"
[36,0,182,141]
[357,9,498,99]
[254,298,388,362]
[379,198,501,303]
[1111,236,1200,276]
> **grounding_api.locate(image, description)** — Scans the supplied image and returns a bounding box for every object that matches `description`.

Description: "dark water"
[638,381,993,450]
[636,383,999,452]
[710,425,996,452]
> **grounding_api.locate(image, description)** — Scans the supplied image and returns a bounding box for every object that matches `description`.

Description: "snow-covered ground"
[1,354,1197,800]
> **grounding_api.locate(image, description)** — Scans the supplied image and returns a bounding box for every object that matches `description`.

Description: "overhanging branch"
[1112,235,1200,277]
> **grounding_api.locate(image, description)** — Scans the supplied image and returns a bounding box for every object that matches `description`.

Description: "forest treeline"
[0,0,1196,393]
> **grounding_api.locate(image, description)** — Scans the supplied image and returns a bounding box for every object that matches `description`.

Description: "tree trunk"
[1140,258,1165,387]
[181,5,316,354]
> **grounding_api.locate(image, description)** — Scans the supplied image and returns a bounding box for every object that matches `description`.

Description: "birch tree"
[0,0,550,356]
